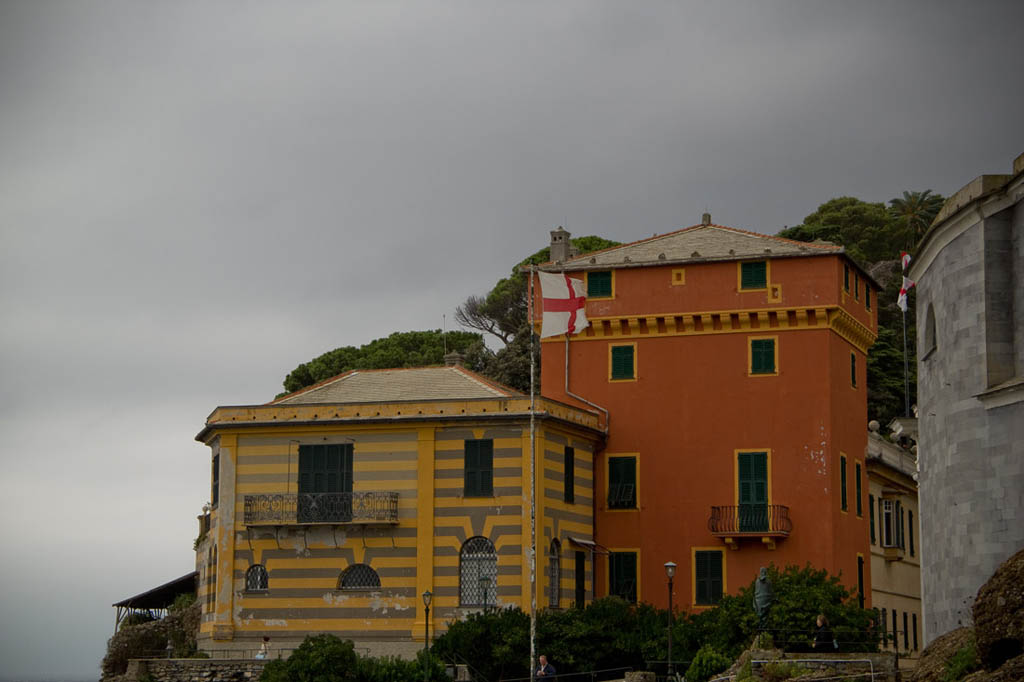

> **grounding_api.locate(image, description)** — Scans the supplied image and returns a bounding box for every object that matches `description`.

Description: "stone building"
[866,418,921,667]
[910,152,1024,645]
[193,360,603,656]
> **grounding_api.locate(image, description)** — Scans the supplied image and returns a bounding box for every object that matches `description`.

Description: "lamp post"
[479,576,490,611]
[422,589,432,682]
[664,561,677,679]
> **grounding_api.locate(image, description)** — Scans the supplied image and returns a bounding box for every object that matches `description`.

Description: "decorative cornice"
[536,305,877,353]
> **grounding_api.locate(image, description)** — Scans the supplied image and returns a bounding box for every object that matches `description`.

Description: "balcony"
[708,504,792,550]
[244,492,400,526]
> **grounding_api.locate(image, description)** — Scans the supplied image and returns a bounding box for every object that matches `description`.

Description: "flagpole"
[528,266,537,682]
[902,307,911,418]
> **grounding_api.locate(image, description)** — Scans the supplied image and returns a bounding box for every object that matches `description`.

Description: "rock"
[973,547,1024,670]
[905,627,973,682]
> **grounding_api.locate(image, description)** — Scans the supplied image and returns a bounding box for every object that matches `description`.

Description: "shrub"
[942,636,981,682]
[101,620,170,677]
[684,645,730,682]
[760,661,806,682]
[260,634,358,682]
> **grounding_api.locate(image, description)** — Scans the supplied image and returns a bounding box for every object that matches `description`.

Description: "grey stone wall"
[916,203,1024,645]
[124,658,268,682]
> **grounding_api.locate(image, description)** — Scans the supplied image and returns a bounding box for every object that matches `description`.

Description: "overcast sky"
[1,2,1022,679]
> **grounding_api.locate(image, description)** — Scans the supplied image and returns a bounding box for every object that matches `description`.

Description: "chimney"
[550,226,571,262]
[702,212,712,226]
[443,351,464,367]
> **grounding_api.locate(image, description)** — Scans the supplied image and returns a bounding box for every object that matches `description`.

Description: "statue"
[753,566,774,629]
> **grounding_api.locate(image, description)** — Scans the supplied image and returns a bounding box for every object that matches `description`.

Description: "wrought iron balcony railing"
[244,492,400,526]
[708,504,793,536]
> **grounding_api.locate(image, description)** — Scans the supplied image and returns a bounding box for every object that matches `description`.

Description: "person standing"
[812,615,836,651]
[537,655,556,677]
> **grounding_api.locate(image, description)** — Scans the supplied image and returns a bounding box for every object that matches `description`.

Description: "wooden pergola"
[112,571,198,632]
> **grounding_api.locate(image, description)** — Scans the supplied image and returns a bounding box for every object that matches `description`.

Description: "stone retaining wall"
[748,651,898,681]
[124,658,269,682]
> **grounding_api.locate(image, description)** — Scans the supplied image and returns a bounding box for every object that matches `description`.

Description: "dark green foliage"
[122,611,159,626]
[889,190,945,246]
[101,600,201,676]
[429,607,531,682]
[942,636,981,682]
[778,197,893,263]
[685,645,731,682]
[280,330,486,395]
[354,650,447,682]
[260,634,359,682]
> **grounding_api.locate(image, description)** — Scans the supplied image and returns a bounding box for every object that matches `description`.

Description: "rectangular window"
[855,273,860,300]
[909,510,915,556]
[840,455,848,511]
[298,443,354,522]
[892,610,898,648]
[881,608,888,646]
[609,552,637,603]
[866,287,872,311]
[899,505,906,550]
[564,446,575,504]
[903,612,909,649]
[857,555,865,608]
[211,453,220,507]
[610,344,635,380]
[855,462,863,516]
[575,551,586,608]
[737,451,768,532]
[882,499,895,547]
[750,338,776,375]
[740,261,767,289]
[869,495,876,543]
[464,439,494,497]
[608,456,637,509]
[851,352,858,387]
[913,614,918,650]
[844,263,850,291]
[587,271,612,298]
[695,550,724,605]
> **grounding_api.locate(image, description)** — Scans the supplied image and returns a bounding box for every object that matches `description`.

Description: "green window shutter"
[695,550,723,605]
[855,274,860,299]
[588,271,612,297]
[608,456,636,508]
[464,440,494,496]
[738,452,768,531]
[856,463,863,515]
[844,264,850,291]
[740,261,767,289]
[298,444,353,494]
[211,453,220,507]
[751,339,775,374]
[866,288,871,310]
[609,552,637,603]
[909,510,915,556]
[564,446,575,504]
[840,455,848,510]
[611,345,634,380]
[869,495,876,543]
[851,353,857,387]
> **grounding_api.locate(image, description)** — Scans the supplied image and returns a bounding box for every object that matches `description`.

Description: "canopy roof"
[112,571,197,609]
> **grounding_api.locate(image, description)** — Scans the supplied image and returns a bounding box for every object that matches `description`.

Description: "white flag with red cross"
[538,271,589,338]
[897,252,915,312]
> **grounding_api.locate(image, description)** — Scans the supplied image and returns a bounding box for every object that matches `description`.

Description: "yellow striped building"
[194,362,604,656]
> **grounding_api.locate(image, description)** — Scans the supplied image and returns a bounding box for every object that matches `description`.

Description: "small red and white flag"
[897,252,915,312]
[897,276,915,312]
[538,271,588,338]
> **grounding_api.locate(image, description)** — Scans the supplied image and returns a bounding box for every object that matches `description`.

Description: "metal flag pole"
[528,266,537,682]
[902,307,911,417]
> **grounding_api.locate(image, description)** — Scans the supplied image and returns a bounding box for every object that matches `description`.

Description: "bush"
[684,645,730,682]
[355,650,447,682]
[942,636,981,682]
[260,634,358,682]
[760,661,806,682]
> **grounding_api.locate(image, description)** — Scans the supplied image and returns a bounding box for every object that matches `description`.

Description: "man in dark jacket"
[537,655,556,677]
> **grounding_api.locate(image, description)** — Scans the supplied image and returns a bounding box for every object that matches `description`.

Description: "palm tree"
[889,190,946,246]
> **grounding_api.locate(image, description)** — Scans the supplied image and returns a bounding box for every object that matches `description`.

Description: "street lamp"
[479,576,490,611]
[664,561,677,679]
[422,590,433,682]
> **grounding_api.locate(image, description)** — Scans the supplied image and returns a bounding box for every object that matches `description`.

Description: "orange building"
[534,218,877,612]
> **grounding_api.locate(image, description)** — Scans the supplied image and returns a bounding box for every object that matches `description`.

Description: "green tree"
[261,634,358,682]
[280,330,486,396]
[777,197,892,263]
[888,190,945,246]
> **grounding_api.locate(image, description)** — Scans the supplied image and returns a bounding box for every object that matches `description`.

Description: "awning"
[568,536,610,554]
[112,572,198,610]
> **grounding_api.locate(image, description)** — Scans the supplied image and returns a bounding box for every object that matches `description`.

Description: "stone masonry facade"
[912,153,1024,645]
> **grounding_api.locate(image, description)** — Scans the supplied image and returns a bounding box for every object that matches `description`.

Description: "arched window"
[338,564,381,590]
[924,303,937,355]
[245,564,268,592]
[460,536,497,607]
[549,539,561,608]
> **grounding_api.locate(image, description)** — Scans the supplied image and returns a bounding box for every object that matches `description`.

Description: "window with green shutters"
[740,261,767,289]
[298,443,354,522]
[844,263,850,291]
[609,552,637,603]
[695,550,723,605]
[608,456,636,509]
[564,446,575,504]
[851,353,857,387]
[866,288,871,310]
[869,495,876,543]
[737,451,768,531]
[855,273,860,299]
[909,510,915,556]
[464,439,494,497]
[610,344,635,380]
[856,462,863,516]
[211,453,220,507]
[587,271,613,298]
[840,455,848,510]
[750,338,776,375]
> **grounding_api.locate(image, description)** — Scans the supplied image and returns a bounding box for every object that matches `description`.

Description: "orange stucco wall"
[536,255,874,610]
